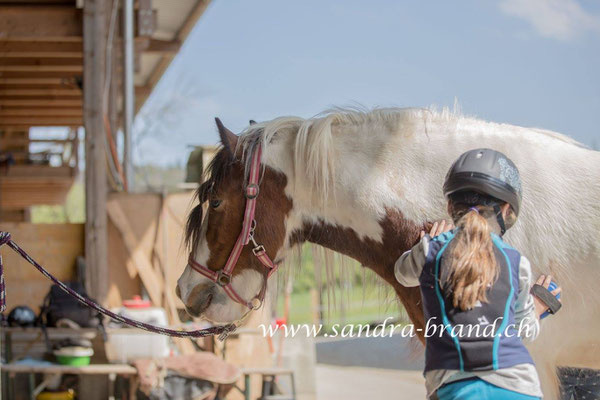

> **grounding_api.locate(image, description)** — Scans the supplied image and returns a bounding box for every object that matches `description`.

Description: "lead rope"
[0,232,237,341]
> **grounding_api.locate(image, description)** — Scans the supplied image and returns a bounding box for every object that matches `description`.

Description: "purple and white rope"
[0,231,236,340]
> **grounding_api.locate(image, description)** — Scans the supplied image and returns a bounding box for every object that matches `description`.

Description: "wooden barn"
[0,1,289,400]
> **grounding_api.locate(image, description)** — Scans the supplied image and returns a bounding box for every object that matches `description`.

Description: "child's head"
[442,149,522,311]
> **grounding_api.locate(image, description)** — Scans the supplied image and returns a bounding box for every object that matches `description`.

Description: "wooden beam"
[0,65,83,72]
[0,137,77,144]
[0,99,81,106]
[0,116,82,126]
[0,71,82,79]
[0,108,81,117]
[0,6,82,39]
[0,88,81,96]
[0,57,83,72]
[135,38,181,54]
[106,201,164,307]
[0,77,79,86]
[0,39,82,58]
[83,0,108,304]
[134,85,151,98]
[0,57,82,66]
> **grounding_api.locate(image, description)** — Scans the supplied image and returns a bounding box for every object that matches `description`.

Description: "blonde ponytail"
[447,207,499,311]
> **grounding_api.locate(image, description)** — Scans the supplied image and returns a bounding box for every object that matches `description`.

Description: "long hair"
[446,203,501,311]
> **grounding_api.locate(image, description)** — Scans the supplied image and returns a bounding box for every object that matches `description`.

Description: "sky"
[135,0,600,166]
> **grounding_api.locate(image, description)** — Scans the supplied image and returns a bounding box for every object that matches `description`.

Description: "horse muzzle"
[180,283,216,317]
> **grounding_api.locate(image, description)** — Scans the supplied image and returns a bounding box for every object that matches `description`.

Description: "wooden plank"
[1,165,73,178]
[0,116,82,126]
[0,177,75,209]
[83,0,108,304]
[0,88,81,96]
[106,200,164,307]
[0,65,83,72]
[0,39,82,56]
[0,108,81,117]
[0,224,83,311]
[0,364,137,375]
[0,57,82,66]
[0,6,82,39]
[0,99,81,106]
[0,78,77,85]
[0,71,81,79]
[138,38,181,54]
[0,0,76,4]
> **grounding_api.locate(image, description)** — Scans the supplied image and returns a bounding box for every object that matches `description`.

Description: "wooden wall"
[0,223,83,312]
[105,191,195,309]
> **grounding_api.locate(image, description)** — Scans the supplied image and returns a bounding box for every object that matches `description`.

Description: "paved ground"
[292,336,427,399]
[314,364,426,400]
[315,334,424,370]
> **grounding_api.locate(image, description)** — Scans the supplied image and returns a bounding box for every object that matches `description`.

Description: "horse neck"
[296,209,426,283]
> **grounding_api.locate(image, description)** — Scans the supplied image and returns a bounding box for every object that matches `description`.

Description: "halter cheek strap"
[188,144,278,310]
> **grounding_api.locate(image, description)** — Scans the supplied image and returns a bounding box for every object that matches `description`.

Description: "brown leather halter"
[187,144,278,310]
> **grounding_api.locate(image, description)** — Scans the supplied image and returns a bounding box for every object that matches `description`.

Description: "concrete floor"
[314,364,426,400]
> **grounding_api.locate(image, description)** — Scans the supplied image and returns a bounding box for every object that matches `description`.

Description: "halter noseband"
[187,144,278,310]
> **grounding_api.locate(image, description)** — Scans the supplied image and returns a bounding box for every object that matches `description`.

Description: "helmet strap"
[493,204,507,236]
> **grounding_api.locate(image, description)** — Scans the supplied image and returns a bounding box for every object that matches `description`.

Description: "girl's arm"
[514,256,540,342]
[394,236,429,287]
[394,220,454,287]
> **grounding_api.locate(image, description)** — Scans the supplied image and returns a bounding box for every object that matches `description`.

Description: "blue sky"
[136,0,600,166]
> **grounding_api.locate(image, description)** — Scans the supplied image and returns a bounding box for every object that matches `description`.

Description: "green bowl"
[55,355,91,366]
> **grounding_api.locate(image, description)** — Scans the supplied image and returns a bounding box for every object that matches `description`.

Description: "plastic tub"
[106,301,170,363]
[53,347,93,366]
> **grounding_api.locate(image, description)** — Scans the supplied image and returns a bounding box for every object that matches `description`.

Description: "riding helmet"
[7,305,37,327]
[443,148,522,217]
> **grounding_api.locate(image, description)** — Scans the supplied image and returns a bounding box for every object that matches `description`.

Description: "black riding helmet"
[7,305,37,327]
[443,148,523,234]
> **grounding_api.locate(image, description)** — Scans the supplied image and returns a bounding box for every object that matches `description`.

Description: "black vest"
[419,230,534,372]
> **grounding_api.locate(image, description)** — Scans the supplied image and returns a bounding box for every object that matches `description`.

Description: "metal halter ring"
[216,271,232,287]
[245,183,259,199]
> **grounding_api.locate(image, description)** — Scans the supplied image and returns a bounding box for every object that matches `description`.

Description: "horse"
[176,107,600,397]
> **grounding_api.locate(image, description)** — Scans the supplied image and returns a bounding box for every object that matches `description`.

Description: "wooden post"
[83,0,109,303]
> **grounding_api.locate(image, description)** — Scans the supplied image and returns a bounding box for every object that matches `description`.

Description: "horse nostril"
[185,285,215,316]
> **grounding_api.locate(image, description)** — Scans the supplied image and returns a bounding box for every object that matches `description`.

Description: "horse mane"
[238,106,586,201]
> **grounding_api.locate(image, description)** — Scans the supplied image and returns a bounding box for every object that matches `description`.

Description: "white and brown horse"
[177,107,600,396]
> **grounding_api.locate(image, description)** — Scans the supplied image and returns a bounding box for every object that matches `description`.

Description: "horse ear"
[249,120,257,125]
[215,117,238,154]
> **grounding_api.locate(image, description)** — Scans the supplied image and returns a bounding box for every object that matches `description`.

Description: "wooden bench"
[1,363,137,400]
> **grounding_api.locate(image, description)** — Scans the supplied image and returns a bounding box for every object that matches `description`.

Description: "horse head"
[176,118,292,323]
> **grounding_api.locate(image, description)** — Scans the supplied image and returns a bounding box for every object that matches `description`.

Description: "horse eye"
[210,199,222,209]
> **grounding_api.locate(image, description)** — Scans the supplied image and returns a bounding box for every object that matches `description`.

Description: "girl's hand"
[420,220,455,239]
[532,274,562,319]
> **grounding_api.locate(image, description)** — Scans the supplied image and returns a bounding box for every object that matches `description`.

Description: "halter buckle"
[252,245,265,256]
[245,183,259,199]
[216,271,232,286]
[250,297,263,310]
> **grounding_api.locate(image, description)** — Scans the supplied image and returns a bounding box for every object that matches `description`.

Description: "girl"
[395,148,562,400]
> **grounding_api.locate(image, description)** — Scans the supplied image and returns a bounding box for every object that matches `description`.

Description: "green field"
[274,246,410,331]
